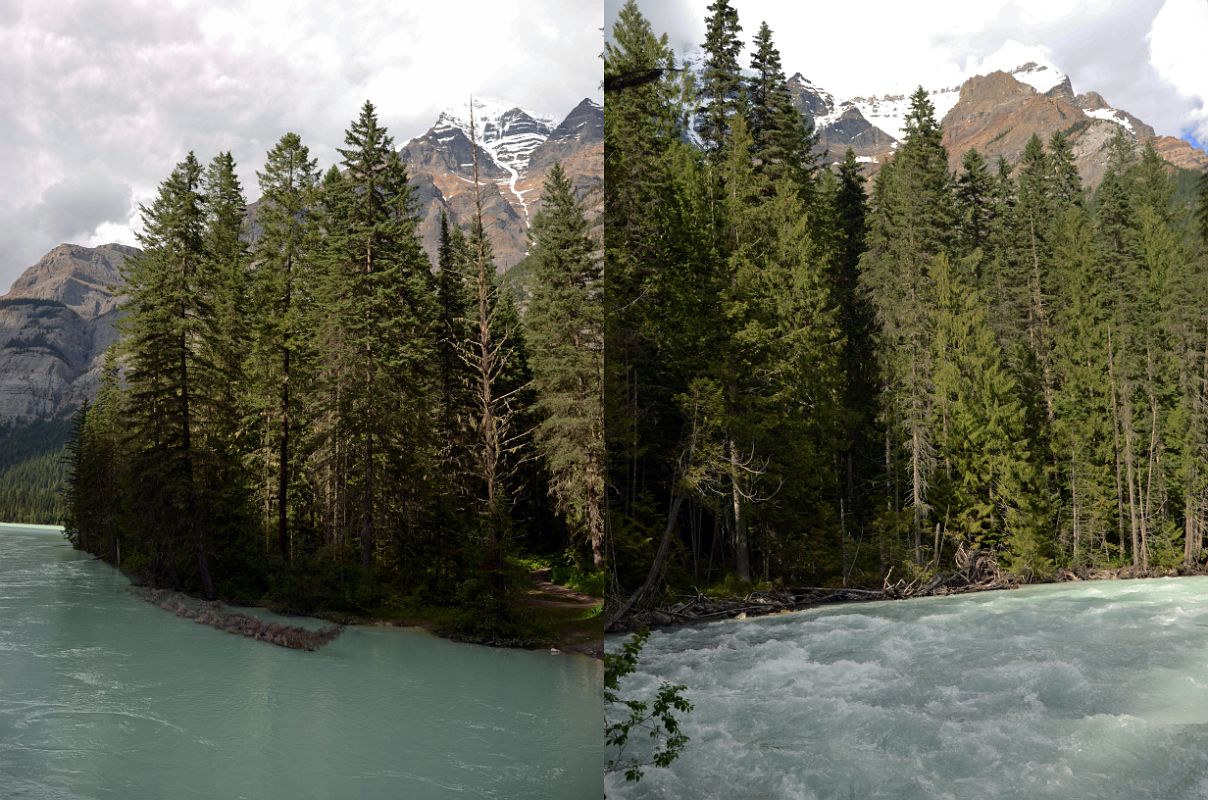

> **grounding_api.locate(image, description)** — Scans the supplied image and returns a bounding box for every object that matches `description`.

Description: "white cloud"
[1148,0,1208,142]
[0,0,602,290]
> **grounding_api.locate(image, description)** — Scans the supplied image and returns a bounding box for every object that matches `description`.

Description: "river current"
[0,523,601,799]
[606,577,1208,799]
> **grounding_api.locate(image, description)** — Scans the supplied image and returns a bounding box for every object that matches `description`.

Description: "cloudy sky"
[606,0,1208,145]
[0,0,602,291]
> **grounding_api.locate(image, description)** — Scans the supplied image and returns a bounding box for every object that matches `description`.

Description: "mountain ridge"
[0,95,602,428]
[785,56,1208,183]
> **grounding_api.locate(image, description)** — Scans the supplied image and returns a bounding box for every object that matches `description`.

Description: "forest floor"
[520,568,603,659]
[295,569,603,658]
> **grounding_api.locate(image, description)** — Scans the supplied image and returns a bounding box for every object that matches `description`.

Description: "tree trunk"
[730,438,751,583]
[1108,328,1127,557]
[1122,385,1140,568]
[605,494,685,630]
[361,431,374,573]
[911,426,925,564]
[279,345,290,562]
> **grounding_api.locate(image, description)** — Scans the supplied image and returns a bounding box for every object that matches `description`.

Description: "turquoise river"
[0,523,601,799]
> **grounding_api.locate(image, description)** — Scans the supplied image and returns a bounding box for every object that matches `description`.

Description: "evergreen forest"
[0,419,71,524]
[64,101,603,641]
[605,0,1208,621]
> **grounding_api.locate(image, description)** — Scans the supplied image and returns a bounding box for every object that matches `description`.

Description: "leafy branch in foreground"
[604,629,693,783]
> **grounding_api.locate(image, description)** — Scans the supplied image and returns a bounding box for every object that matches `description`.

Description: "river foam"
[607,578,1208,799]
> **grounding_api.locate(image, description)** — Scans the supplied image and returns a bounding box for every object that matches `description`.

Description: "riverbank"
[33,523,602,658]
[0,521,65,531]
[299,577,603,660]
[608,558,1208,635]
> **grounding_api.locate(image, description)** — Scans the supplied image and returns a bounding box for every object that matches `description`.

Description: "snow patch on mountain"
[1084,106,1135,133]
[433,96,555,226]
[965,41,1068,94]
[842,85,961,143]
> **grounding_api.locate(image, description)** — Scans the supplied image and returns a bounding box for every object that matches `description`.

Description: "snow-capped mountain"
[792,54,1070,144]
[784,49,1207,185]
[434,98,554,174]
[401,96,603,270]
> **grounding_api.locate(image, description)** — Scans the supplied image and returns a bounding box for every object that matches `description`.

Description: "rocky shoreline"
[131,586,343,651]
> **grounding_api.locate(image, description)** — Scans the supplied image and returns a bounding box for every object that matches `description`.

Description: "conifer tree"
[1198,169,1208,244]
[435,213,475,459]
[860,87,953,563]
[1010,134,1057,426]
[433,213,477,581]
[526,164,604,567]
[251,132,320,562]
[198,152,257,573]
[746,22,816,189]
[120,152,217,597]
[831,148,877,561]
[697,0,744,154]
[320,101,436,573]
[931,252,1041,565]
[955,148,995,256]
[1050,205,1117,563]
[1047,131,1082,209]
[604,1,705,596]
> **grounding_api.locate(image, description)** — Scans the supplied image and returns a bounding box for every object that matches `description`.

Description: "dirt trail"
[522,568,603,659]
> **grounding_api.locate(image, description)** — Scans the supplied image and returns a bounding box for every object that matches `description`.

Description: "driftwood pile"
[612,543,1023,632]
[132,587,343,651]
[612,586,882,631]
[1054,564,1191,581]
[882,543,1018,599]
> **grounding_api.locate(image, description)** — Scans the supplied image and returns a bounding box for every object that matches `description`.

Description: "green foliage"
[62,101,589,632]
[696,0,744,153]
[605,630,693,783]
[526,163,605,567]
[0,418,69,524]
[745,22,817,189]
[606,3,1208,609]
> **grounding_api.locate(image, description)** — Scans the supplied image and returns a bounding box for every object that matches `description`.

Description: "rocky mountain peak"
[1045,74,1076,103]
[792,51,1206,187]
[3,243,136,321]
[1007,59,1068,94]
[401,96,602,273]
[0,243,130,423]
[787,73,836,121]
[434,96,554,175]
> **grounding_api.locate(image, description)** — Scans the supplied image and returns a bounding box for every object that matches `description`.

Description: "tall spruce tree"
[526,163,605,567]
[432,212,477,584]
[860,87,953,564]
[320,101,436,573]
[120,152,217,597]
[251,132,320,562]
[746,22,816,189]
[697,0,744,154]
[831,148,877,572]
[955,148,995,257]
